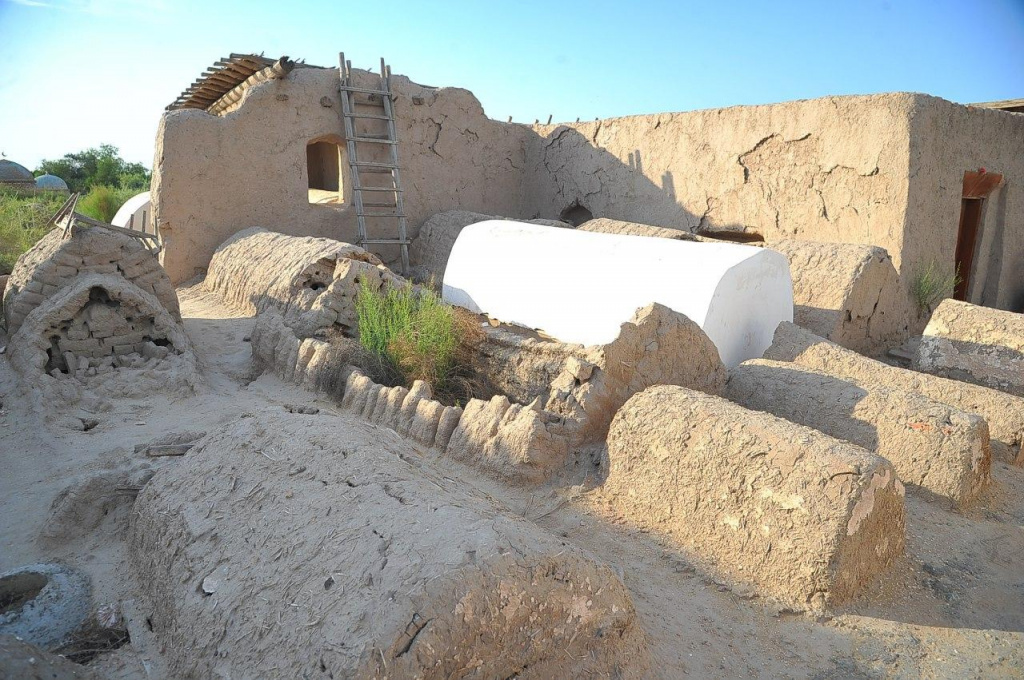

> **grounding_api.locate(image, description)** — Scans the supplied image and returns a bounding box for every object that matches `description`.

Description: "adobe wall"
[525,94,915,263]
[151,66,534,283]
[904,96,1024,311]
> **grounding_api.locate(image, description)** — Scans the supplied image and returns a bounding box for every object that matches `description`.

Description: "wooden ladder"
[338,53,410,275]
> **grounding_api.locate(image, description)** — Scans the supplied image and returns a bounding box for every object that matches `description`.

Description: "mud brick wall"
[3,224,179,335]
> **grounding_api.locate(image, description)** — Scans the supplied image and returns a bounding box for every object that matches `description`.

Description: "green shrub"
[356,278,459,394]
[912,261,961,313]
[0,188,63,275]
[78,185,136,223]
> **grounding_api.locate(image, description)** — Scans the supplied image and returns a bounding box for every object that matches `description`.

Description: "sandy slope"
[0,281,1021,678]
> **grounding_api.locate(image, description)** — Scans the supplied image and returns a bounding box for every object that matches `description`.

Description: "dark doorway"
[559,202,594,226]
[954,170,1003,300]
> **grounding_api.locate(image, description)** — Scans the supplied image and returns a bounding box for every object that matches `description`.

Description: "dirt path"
[1,282,1022,678]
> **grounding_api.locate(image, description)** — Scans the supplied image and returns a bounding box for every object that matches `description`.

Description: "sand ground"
[0,281,1021,678]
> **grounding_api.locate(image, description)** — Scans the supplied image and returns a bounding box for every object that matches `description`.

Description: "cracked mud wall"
[526,94,914,262]
[904,96,1024,312]
[152,66,533,283]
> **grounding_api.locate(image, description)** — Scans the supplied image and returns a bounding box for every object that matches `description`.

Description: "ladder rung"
[340,85,391,96]
[361,239,411,245]
[352,161,398,169]
[358,186,401,192]
[350,136,396,145]
[342,112,392,120]
[361,201,397,208]
[358,212,407,218]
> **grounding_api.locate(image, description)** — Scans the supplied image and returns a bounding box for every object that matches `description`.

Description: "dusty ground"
[1,281,1022,678]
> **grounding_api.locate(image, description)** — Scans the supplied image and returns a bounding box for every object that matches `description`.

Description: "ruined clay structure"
[915,298,1024,396]
[765,321,1024,466]
[3,222,195,407]
[130,415,647,679]
[151,57,1024,319]
[727,359,991,506]
[601,385,906,611]
[3,49,1024,679]
[8,275,193,389]
[3,224,180,335]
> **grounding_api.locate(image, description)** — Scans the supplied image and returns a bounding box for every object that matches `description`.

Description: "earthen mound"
[914,298,1024,397]
[768,239,909,354]
[765,321,1024,465]
[602,385,906,611]
[3,224,179,335]
[728,358,991,506]
[129,414,648,678]
[8,274,196,399]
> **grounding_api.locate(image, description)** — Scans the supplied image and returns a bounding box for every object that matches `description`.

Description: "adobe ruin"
[2,50,1023,678]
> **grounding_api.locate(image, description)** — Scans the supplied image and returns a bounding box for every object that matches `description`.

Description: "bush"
[77,185,136,224]
[0,188,63,275]
[912,261,961,313]
[356,279,459,393]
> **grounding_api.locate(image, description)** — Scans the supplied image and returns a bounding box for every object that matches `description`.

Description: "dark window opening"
[307,139,344,205]
[560,202,594,226]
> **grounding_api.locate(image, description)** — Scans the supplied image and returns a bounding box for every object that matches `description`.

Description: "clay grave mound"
[3,223,179,335]
[601,385,906,611]
[765,321,1024,466]
[915,298,1024,397]
[767,239,910,355]
[8,274,195,395]
[129,414,648,679]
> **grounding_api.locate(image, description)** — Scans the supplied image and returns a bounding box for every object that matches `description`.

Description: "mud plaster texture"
[904,97,1024,311]
[0,635,100,680]
[342,369,573,485]
[914,299,1024,398]
[727,359,991,507]
[7,274,196,410]
[4,278,1024,678]
[409,210,570,283]
[528,94,1024,317]
[767,239,910,354]
[129,414,647,679]
[204,226,399,339]
[253,301,726,483]
[3,224,179,335]
[765,321,1024,466]
[153,69,1024,311]
[252,309,574,485]
[577,217,702,241]
[601,385,906,612]
[476,302,727,444]
[152,66,536,283]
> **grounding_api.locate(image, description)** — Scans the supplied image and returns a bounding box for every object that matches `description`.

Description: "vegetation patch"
[912,261,961,313]
[356,278,483,404]
[0,188,62,275]
[78,185,138,223]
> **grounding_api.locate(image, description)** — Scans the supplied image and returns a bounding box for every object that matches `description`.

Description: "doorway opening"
[954,169,1003,300]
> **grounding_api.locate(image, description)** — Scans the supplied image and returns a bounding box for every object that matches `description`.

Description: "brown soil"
[0,281,1021,678]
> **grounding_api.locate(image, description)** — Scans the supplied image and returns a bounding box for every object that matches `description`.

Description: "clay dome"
[34,174,69,191]
[0,159,35,185]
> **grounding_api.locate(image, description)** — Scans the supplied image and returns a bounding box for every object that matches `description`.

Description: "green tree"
[36,144,150,193]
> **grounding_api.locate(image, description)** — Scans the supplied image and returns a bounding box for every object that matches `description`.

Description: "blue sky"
[1,0,1022,169]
